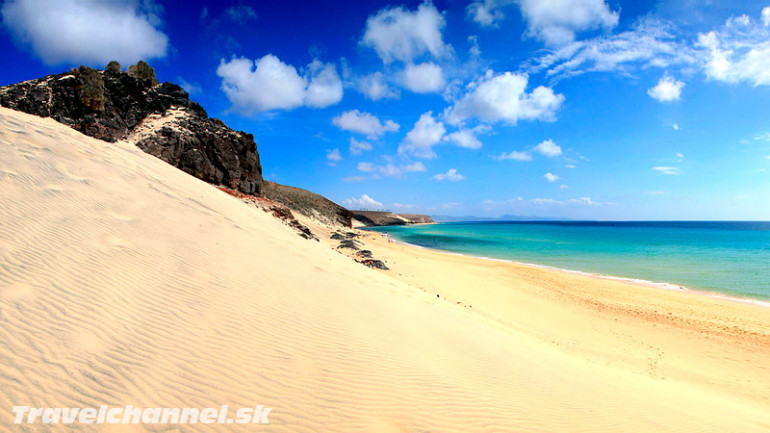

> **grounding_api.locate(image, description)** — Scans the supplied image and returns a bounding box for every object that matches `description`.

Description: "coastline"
[4,107,770,432]
[344,224,770,412]
[369,226,770,308]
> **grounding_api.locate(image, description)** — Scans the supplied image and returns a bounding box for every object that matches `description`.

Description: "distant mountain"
[432,214,571,223]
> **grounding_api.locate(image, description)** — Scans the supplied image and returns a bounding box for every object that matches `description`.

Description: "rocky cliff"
[0,62,262,194]
[352,211,435,227]
[261,181,353,227]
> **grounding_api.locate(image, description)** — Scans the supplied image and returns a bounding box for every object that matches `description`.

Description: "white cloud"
[533,138,562,157]
[560,184,569,189]
[696,14,770,87]
[1,0,168,65]
[217,55,343,115]
[445,70,564,125]
[342,194,384,210]
[467,0,618,46]
[359,161,426,178]
[358,162,376,172]
[466,0,507,27]
[326,148,342,164]
[443,126,489,149]
[332,110,399,139]
[672,123,680,131]
[357,72,399,100]
[648,75,685,102]
[342,176,366,182]
[399,111,446,158]
[349,138,373,155]
[361,2,450,64]
[676,152,684,161]
[305,60,344,108]
[494,150,532,161]
[653,166,680,175]
[529,18,694,80]
[402,62,446,93]
[217,55,305,114]
[544,172,559,182]
[468,35,482,57]
[518,0,619,46]
[763,7,770,27]
[433,168,465,182]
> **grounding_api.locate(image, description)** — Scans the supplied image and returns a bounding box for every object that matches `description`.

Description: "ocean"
[367,221,770,301]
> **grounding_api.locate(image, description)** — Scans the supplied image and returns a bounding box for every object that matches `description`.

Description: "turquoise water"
[368,221,770,301]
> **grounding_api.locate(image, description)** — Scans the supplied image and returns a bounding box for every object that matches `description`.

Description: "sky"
[1,0,769,220]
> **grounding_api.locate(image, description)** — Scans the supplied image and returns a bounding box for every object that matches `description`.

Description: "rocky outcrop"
[352,211,434,227]
[0,63,262,194]
[261,181,353,227]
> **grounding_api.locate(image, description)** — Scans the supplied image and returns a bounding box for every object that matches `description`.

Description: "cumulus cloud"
[467,0,618,46]
[402,62,446,93]
[696,13,770,86]
[217,55,343,115]
[445,70,564,125]
[544,172,559,182]
[443,126,488,150]
[517,0,619,46]
[432,168,465,182]
[332,110,399,139]
[494,150,532,161]
[342,194,384,210]
[349,138,373,155]
[361,2,450,64]
[399,111,446,158]
[763,7,770,27]
[647,75,685,102]
[653,166,680,175]
[306,60,344,108]
[357,72,399,100]
[1,0,168,65]
[534,139,562,157]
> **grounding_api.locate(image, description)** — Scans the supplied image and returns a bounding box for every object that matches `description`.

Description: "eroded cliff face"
[0,64,262,194]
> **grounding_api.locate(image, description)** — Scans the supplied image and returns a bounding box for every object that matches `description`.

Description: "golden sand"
[1,107,769,431]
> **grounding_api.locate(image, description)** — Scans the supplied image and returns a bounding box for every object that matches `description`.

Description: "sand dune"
[1,106,770,432]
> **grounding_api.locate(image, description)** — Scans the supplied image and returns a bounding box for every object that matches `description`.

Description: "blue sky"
[1,0,769,220]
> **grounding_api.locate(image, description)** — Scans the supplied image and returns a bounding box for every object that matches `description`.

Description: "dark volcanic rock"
[361,259,389,270]
[337,240,360,250]
[356,250,373,259]
[0,63,262,195]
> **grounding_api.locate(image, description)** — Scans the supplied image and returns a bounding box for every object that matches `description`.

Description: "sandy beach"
[2,106,770,432]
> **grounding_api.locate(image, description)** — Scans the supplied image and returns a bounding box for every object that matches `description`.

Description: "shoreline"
[370,228,770,309]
